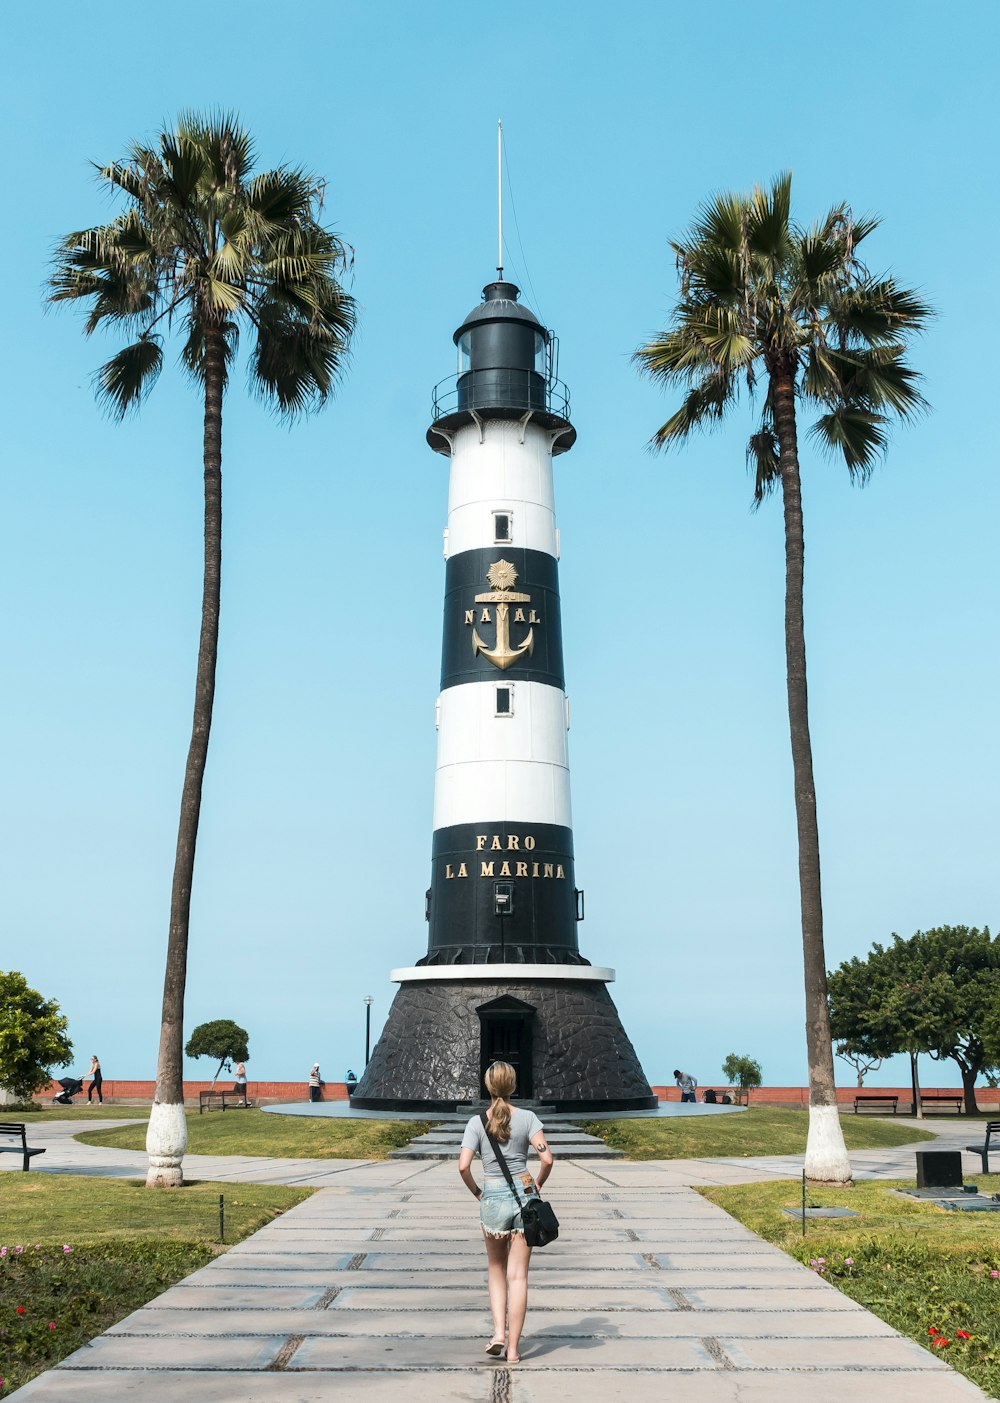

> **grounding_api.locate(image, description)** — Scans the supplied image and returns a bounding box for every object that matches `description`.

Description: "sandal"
[485,1338,505,1357]
[505,1351,521,1363]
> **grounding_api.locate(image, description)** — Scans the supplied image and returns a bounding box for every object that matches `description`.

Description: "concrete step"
[407,1131,597,1145]
[390,1121,624,1160]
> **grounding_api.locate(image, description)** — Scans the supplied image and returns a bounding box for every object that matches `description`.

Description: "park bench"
[853,1094,899,1114]
[198,1090,249,1114]
[0,1121,46,1171]
[920,1093,965,1114]
[964,1121,1000,1175]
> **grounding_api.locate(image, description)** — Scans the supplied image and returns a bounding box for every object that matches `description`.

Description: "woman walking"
[86,1054,103,1104]
[458,1061,553,1363]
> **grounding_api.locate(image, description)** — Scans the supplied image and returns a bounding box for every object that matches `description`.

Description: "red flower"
[933,1337,951,1348]
[15,1307,25,1316]
[927,1326,940,1335]
[955,1329,971,1340]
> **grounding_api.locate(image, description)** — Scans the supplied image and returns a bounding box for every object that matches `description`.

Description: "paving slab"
[7,1123,993,1402]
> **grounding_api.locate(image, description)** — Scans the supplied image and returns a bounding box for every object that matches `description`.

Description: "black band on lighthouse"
[422,820,585,965]
[441,547,564,691]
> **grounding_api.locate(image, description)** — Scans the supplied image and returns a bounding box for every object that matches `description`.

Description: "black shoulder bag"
[479,1112,559,1247]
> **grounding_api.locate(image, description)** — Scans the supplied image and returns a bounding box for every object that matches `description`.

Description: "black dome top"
[453,280,546,344]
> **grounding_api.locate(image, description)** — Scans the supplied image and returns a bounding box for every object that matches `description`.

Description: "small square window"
[495,686,512,716]
[493,511,511,543]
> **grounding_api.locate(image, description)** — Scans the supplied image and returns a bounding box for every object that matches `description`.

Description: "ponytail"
[484,1060,517,1144]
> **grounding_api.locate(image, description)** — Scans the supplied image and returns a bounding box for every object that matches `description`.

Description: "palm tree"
[50,113,356,1186]
[635,173,930,1182]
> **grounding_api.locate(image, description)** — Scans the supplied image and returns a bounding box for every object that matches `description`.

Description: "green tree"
[0,971,73,1101]
[635,173,930,1182]
[185,1019,250,1088]
[721,1053,763,1105]
[50,114,356,1186]
[829,927,1000,1113]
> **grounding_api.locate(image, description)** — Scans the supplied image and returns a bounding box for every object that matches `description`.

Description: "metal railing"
[431,368,572,423]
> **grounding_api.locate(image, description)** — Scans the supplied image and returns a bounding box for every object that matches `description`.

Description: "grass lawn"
[76,1107,429,1159]
[16,1105,157,1120]
[579,1106,936,1160]
[702,1176,1000,1399]
[0,1174,309,1396]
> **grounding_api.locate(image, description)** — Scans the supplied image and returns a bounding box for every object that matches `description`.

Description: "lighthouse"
[352,278,654,1112]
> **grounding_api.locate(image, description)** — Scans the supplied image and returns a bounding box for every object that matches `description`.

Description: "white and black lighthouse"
[352,278,654,1112]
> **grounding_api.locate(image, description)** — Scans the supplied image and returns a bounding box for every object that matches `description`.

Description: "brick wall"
[45,1079,351,1104]
[42,1078,1000,1108]
[653,1084,1000,1108]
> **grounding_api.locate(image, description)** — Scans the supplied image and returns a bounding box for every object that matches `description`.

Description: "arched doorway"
[477,994,536,1098]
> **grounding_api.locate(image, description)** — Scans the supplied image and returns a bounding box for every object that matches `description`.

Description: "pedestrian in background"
[234,1060,248,1105]
[673,1068,698,1103]
[86,1054,103,1104]
[308,1063,322,1103]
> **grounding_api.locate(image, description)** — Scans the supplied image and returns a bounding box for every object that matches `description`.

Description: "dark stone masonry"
[351,979,656,1112]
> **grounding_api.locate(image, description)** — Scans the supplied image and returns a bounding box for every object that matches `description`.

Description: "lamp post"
[364,996,374,1067]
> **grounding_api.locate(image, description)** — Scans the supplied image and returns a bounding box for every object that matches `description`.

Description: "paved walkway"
[7,1121,991,1401]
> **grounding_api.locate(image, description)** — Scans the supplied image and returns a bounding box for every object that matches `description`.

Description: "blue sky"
[1,1,996,1092]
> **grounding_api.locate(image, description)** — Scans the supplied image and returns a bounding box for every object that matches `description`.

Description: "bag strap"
[480,1111,525,1206]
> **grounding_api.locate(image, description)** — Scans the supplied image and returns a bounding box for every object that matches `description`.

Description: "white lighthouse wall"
[434,681,571,829]
[446,420,557,558]
[436,682,569,765]
[433,757,572,830]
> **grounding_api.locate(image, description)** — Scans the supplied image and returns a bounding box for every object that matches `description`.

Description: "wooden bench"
[198,1090,249,1114]
[853,1094,899,1114]
[965,1121,1000,1174]
[920,1094,965,1114]
[0,1122,47,1171]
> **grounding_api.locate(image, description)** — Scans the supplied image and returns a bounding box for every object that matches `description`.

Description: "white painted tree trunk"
[804,1103,852,1184]
[146,1102,187,1188]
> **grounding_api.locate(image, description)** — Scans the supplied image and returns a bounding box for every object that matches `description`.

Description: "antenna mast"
[497,119,503,278]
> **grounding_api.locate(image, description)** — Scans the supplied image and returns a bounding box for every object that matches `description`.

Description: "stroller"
[53,1076,84,1106]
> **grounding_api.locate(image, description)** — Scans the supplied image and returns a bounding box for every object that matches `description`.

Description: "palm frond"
[177,110,255,189]
[246,168,319,227]
[251,312,347,415]
[840,344,929,418]
[634,326,718,384]
[747,419,781,504]
[796,231,848,292]
[159,133,208,206]
[649,369,735,448]
[95,337,163,418]
[690,192,745,253]
[747,171,794,259]
[809,404,888,477]
[830,278,933,346]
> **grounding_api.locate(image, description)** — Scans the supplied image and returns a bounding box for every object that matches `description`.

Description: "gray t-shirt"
[462,1107,543,1176]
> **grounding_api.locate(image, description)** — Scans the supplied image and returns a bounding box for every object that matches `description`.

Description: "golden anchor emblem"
[470,559,536,671]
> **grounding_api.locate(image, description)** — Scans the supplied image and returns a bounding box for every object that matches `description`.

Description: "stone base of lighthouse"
[350,972,656,1112]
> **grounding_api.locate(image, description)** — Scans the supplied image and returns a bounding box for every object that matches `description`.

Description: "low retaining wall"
[652,1084,1000,1109]
[44,1079,351,1104]
[40,1079,1000,1110]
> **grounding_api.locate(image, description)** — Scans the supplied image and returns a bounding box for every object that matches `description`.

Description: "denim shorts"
[480,1178,536,1237]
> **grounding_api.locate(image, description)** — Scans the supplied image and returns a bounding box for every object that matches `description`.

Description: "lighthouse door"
[477,995,535,1099]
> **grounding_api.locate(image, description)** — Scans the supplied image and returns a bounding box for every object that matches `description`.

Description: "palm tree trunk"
[771,363,851,1184]
[146,326,224,1187]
